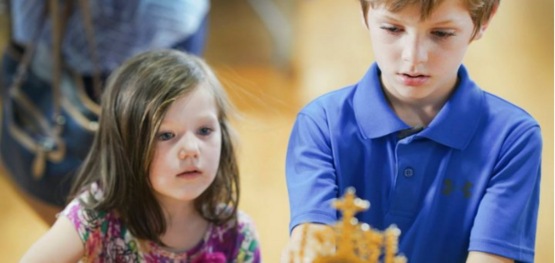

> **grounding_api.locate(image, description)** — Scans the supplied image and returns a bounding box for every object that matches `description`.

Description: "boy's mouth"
[397,73,430,87]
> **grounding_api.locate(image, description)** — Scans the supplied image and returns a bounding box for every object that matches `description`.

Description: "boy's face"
[366,0,482,104]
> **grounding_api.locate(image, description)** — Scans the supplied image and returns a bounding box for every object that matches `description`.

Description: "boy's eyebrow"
[430,18,463,26]
[379,13,403,23]
[378,13,462,26]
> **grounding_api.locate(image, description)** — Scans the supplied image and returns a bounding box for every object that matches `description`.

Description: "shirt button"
[403,167,414,178]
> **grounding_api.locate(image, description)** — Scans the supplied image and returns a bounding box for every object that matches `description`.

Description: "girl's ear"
[473,3,499,41]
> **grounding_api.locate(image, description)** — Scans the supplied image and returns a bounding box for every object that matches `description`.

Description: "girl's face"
[366,0,483,104]
[150,86,222,206]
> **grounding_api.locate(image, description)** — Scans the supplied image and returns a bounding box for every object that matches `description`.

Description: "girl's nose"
[178,133,199,159]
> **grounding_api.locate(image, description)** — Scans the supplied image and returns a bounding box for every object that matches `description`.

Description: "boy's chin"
[391,85,436,101]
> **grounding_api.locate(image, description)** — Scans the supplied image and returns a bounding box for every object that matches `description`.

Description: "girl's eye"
[432,30,456,38]
[380,26,403,34]
[198,127,213,136]
[158,132,175,141]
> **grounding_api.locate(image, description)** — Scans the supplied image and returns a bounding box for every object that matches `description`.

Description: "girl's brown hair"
[69,50,239,245]
[359,0,500,40]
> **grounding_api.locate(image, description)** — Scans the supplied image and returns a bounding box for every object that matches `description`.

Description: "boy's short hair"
[359,0,500,39]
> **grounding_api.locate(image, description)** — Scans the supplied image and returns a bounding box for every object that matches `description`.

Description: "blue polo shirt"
[286,63,542,263]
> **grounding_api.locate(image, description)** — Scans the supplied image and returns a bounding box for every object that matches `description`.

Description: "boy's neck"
[382,78,458,127]
[387,95,445,127]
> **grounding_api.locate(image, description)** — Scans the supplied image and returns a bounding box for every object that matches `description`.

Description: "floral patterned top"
[61,183,261,262]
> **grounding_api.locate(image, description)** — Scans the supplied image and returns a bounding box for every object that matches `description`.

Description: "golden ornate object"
[292,187,408,263]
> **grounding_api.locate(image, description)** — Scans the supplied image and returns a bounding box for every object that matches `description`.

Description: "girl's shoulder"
[234,210,261,262]
[210,206,259,240]
[61,183,113,236]
[61,183,139,261]
[235,210,258,239]
[205,209,261,262]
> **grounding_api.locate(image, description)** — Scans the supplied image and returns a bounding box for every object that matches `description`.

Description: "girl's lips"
[398,73,430,87]
[177,171,202,179]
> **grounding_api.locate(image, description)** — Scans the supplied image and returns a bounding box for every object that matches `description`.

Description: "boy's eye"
[432,30,455,38]
[380,26,403,34]
[198,127,213,136]
[158,132,175,141]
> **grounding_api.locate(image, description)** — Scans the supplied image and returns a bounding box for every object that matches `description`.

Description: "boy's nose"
[401,36,428,65]
[178,133,199,159]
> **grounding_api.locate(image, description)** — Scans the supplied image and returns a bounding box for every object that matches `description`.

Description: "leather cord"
[78,0,102,100]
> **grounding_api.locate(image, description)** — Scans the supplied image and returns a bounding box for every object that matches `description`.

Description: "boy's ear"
[473,3,499,41]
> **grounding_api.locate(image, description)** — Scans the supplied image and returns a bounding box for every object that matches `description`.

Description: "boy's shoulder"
[482,90,540,129]
[299,84,358,117]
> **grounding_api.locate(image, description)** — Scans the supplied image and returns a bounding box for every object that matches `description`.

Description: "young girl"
[21,50,261,262]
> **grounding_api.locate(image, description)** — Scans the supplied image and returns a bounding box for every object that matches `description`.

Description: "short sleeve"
[235,211,261,263]
[286,113,339,233]
[469,126,542,262]
[60,186,107,259]
[61,196,98,245]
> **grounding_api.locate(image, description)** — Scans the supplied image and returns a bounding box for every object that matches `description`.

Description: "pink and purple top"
[61,183,261,262]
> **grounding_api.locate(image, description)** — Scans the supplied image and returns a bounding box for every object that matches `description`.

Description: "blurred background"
[0,0,552,262]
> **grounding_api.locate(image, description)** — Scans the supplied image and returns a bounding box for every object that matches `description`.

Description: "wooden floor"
[0,1,553,262]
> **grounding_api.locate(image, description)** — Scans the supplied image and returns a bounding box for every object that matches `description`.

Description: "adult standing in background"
[1,0,210,225]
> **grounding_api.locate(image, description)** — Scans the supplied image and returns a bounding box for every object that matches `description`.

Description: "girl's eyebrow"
[160,114,219,126]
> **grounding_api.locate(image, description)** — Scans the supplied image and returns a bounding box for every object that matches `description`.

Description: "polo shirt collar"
[419,65,483,150]
[354,63,410,139]
[354,63,483,150]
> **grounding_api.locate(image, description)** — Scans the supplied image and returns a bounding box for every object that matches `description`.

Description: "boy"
[285,0,542,262]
